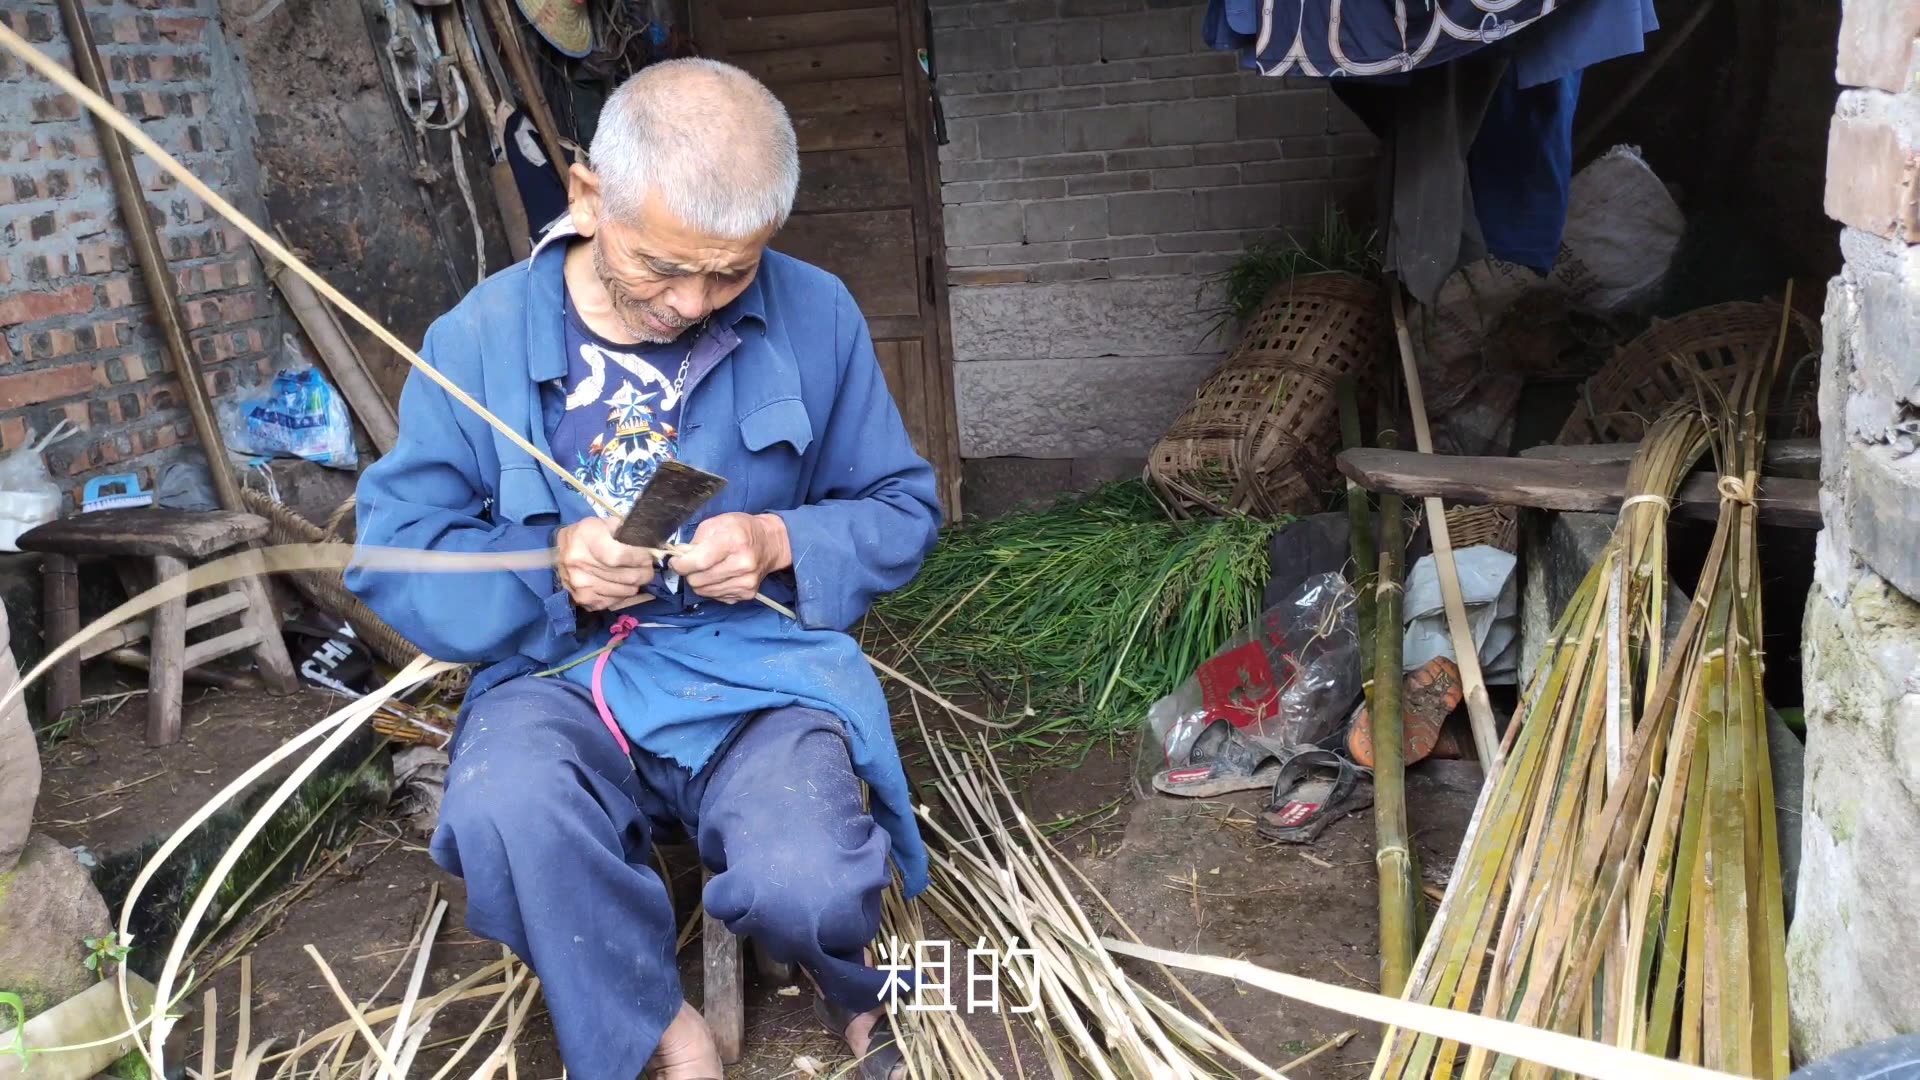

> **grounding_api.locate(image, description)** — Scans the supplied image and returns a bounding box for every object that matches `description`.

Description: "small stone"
[0,833,113,1017]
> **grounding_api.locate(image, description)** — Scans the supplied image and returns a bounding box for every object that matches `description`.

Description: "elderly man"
[345,58,935,1080]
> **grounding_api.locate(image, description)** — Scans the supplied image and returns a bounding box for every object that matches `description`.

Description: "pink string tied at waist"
[591,614,640,757]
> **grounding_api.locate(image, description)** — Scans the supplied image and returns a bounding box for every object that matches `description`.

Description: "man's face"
[569,164,776,344]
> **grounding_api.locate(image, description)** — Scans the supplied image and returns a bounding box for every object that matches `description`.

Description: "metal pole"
[56,0,244,513]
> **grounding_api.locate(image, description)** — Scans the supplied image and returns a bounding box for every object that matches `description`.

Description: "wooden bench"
[18,508,299,744]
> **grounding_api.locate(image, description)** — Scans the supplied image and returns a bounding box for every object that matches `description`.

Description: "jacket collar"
[524,216,770,382]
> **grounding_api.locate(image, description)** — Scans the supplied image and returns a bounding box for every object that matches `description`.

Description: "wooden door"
[693,0,963,517]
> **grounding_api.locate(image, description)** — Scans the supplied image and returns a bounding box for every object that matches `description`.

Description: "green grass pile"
[873,481,1285,747]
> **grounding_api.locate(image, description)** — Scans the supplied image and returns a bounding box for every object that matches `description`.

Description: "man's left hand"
[669,512,792,603]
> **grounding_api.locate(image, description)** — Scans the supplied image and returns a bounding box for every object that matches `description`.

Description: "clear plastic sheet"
[1135,572,1363,795]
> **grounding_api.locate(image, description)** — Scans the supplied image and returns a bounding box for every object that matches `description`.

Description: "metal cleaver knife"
[611,460,729,550]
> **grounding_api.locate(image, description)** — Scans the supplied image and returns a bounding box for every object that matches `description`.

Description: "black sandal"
[1255,746,1374,844]
[815,994,907,1080]
[1151,719,1291,797]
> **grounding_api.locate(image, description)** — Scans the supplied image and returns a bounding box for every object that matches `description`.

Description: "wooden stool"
[697,867,794,1065]
[18,508,300,744]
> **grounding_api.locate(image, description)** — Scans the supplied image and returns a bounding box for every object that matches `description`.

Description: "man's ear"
[568,163,602,238]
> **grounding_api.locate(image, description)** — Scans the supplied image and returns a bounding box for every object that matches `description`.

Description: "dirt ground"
[35,687,1481,1078]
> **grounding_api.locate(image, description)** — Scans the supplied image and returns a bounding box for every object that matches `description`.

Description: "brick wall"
[930,0,1371,471]
[0,0,277,508]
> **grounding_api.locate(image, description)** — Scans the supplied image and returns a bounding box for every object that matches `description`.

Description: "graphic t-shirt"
[550,292,689,518]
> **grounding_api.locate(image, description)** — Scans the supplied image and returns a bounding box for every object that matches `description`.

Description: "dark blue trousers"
[430,676,894,1080]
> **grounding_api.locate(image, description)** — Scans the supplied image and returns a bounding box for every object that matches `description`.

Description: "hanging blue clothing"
[345,218,943,894]
[1468,69,1582,272]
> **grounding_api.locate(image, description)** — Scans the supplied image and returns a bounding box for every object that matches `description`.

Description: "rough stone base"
[0,833,112,1018]
[1790,572,1920,1063]
[0,599,37,872]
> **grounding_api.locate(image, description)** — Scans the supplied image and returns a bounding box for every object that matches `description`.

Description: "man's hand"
[669,512,791,604]
[554,516,657,610]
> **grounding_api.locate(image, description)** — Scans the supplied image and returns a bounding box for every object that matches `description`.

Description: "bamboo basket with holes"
[1465,300,1822,547]
[237,488,435,672]
[1147,272,1388,519]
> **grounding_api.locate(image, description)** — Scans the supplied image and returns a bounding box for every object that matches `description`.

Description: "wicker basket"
[240,487,426,670]
[1453,301,1821,550]
[1147,272,1387,518]
[1555,301,1820,445]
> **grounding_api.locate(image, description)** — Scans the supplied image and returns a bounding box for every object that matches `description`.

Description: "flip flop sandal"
[1256,747,1374,844]
[816,994,906,1080]
[1348,656,1465,769]
[1152,719,1290,798]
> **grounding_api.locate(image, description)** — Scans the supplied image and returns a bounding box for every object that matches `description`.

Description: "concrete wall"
[1789,0,1920,1059]
[0,2,280,507]
[928,0,1371,495]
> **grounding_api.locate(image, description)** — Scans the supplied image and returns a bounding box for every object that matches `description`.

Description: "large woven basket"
[1147,272,1387,518]
[239,487,426,670]
[1556,301,1820,445]
[1463,300,1821,547]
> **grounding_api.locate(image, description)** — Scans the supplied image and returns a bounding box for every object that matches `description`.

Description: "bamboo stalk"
[1373,397,1416,997]
[1386,279,1501,773]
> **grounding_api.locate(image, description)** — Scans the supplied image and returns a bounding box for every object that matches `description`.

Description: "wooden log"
[1337,449,1822,528]
[1520,438,1820,479]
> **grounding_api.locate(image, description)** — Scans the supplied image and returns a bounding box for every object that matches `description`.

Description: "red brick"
[0,365,95,409]
[154,15,203,42]
[0,417,26,452]
[0,283,95,327]
[100,278,135,309]
[76,241,115,275]
[1828,114,1920,239]
[1838,0,1920,92]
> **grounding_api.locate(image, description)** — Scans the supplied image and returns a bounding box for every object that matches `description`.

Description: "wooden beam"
[1520,438,1820,478]
[1337,448,1822,528]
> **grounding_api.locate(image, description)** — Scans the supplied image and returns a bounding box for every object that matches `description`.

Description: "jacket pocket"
[495,463,561,525]
[737,397,813,507]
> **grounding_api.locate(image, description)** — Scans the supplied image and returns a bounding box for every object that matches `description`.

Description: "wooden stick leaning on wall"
[265,247,400,455]
[55,0,243,514]
[475,0,571,188]
[1386,279,1502,774]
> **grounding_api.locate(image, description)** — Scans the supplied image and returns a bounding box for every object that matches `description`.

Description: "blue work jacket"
[344,221,942,894]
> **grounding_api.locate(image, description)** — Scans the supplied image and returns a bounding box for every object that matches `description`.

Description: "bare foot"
[647,1002,722,1079]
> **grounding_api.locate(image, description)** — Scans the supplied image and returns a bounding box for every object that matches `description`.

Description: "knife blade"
[610,460,728,550]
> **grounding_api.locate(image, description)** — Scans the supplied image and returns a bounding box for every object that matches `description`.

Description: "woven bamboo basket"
[1458,301,1821,550]
[239,487,427,670]
[1556,301,1820,445]
[1147,272,1387,518]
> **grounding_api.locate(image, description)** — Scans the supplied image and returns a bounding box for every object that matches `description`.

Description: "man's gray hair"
[588,58,800,238]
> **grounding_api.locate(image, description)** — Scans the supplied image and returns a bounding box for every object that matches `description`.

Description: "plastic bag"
[1403,546,1521,684]
[225,334,358,470]
[1135,572,1364,794]
[0,421,76,552]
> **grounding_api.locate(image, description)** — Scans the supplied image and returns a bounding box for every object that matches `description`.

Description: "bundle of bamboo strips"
[1375,306,1795,1079]
[893,708,1287,1079]
[1373,404,1711,1079]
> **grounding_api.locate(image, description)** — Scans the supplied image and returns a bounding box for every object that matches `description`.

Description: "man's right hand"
[553,516,657,610]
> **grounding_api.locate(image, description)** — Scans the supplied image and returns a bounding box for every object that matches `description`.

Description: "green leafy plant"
[1202,207,1382,341]
[872,481,1284,751]
[0,991,26,1063]
[82,934,131,980]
